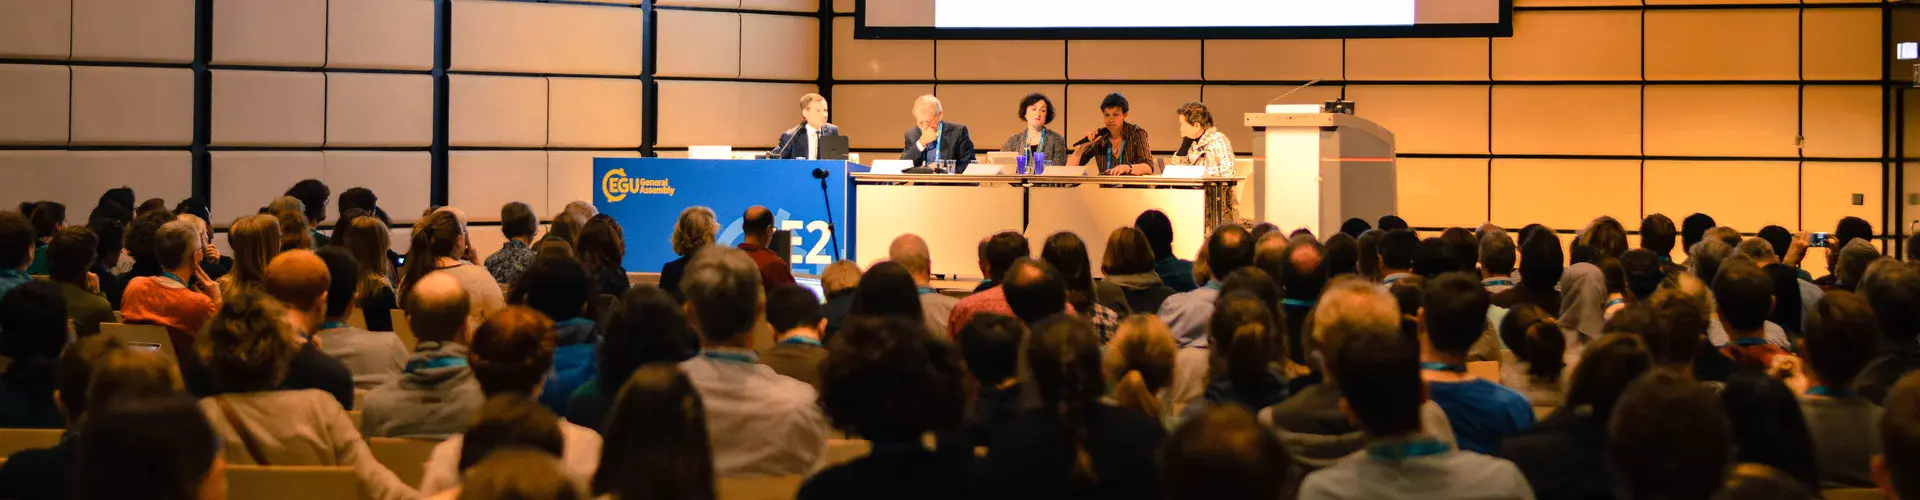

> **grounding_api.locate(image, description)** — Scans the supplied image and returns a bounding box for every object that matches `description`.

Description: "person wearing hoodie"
[360,271,485,438]
[523,257,600,415]
[1096,227,1177,315]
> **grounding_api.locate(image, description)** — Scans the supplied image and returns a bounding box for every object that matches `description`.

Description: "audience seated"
[801,315,969,500]
[819,260,861,339]
[1858,259,1920,404]
[361,271,486,438]
[1043,232,1127,339]
[1817,217,1877,289]
[1275,233,1328,366]
[678,247,828,476]
[86,216,128,308]
[891,234,963,334]
[75,396,227,500]
[1104,315,1178,424]
[851,261,931,327]
[1650,272,1735,385]
[1714,463,1817,500]
[1180,292,1288,420]
[1499,333,1653,500]
[1161,224,1255,348]
[1098,227,1179,315]
[0,282,72,428]
[195,292,415,500]
[1136,210,1197,292]
[484,202,539,285]
[1479,229,1518,294]
[1411,237,1452,279]
[1497,303,1567,407]
[737,206,797,293]
[1612,369,1733,500]
[568,285,697,433]
[1159,406,1294,500]
[0,335,178,498]
[117,210,173,283]
[761,285,829,390]
[449,448,587,500]
[1494,228,1563,314]
[1796,290,1885,488]
[1420,272,1535,454]
[593,364,715,500]
[947,232,1031,337]
[337,214,399,332]
[521,257,600,414]
[21,202,61,276]
[953,313,1027,450]
[984,314,1167,500]
[1878,372,1920,499]
[433,394,574,500]
[252,250,357,408]
[46,227,113,336]
[1712,259,1793,370]
[118,219,222,362]
[1296,317,1532,500]
[419,306,602,495]
[399,210,506,320]
[1004,258,1072,326]
[579,215,631,297]
[1719,371,1821,490]
[1559,261,1607,344]
[660,206,718,301]
[312,247,407,390]
[1323,233,1359,278]
[218,214,280,299]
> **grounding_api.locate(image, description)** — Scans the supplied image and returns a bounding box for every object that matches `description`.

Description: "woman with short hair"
[217,214,280,300]
[1002,93,1068,167]
[1171,101,1240,229]
[659,206,717,301]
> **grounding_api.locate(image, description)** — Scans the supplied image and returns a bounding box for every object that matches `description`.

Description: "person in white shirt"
[679,247,830,476]
[775,93,842,160]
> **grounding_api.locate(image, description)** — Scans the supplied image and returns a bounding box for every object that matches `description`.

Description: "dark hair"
[100,187,136,215]
[1421,273,1490,354]
[1582,217,1629,261]
[821,315,967,441]
[1221,267,1283,326]
[1882,372,1920,496]
[1135,210,1176,259]
[285,178,331,223]
[1604,302,1662,337]
[57,335,127,422]
[315,246,361,319]
[849,261,927,325]
[1756,225,1792,259]
[1041,232,1099,315]
[1611,369,1734,500]
[75,396,220,500]
[1158,406,1293,500]
[87,217,124,269]
[47,226,98,285]
[577,215,625,278]
[1330,325,1423,435]
[501,202,538,240]
[1099,92,1130,113]
[1802,291,1879,387]
[767,284,824,332]
[1834,216,1874,253]
[1377,215,1408,231]
[742,206,774,236]
[1206,224,1254,279]
[1,281,69,410]
[171,198,209,228]
[1279,234,1328,302]
[522,257,592,322]
[1340,217,1371,238]
[1719,372,1821,487]
[1712,260,1773,332]
[1680,213,1717,254]
[27,201,65,240]
[980,231,1030,283]
[599,286,696,392]
[1560,334,1652,425]
[1377,229,1418,270]
[199,292,298,391]
[1499,304,1565,382]
[1249,223,1280,242]
[1209,293,1283,396]
[1388,274,1427,338]
[399,210,462,302]
[459,393,566,471]
[1175,101,1214,129]
[594,364,715,500]
[1439,227,1478,273]
[1861,260,1920,341]
[958,314,1024,385]
[1641,214,1678,255]
[1018,93,1056,125]
[1027,314,1108,484]
[1100,227,1157,276]
[1618,249,1664,301]
[1411,237,1450,279]
[1518,226,1565,291]
[136,198,167,216]
[1355,229,1385,280]
[1648,293,1710,366]
[460,449,586,500]
[338,187,378,213]
[0,211,33,269]
[470,307,558,396]
[1004,258,1067,324]
[1323,233,1358,277]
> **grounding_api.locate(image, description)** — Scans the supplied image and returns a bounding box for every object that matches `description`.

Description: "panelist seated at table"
[774,93,842,160]
[1172,101,1241,229]
[1068,92,1157,176]
[1000,92,1068,166]
[901,94,976,172]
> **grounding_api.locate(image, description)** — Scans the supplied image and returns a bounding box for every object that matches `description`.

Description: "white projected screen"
[936,0,1417,28]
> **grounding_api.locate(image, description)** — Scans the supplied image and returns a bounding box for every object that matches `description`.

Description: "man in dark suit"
[901,94,975,172]
[775,93,842,160]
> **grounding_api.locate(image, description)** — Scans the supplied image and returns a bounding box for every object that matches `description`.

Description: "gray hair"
[914,94,943,113]
[1734,237,1777,263]
[682,247,763,342]
[1309,276,1400,354]
[1478,229,1516,274]
[267,196,306,216]
[1688,238,1735,284]
[155,219,201,268]
[1835,239,1883,287]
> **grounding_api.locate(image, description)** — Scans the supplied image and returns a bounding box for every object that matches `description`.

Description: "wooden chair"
[1466,361,1500,382]
[346,410,363,432]
[390,310,417,352]
[100,323,177,363]
[0,428,64,457]
[1533,406,1557,421]
[345,307,368,329]
[367,437,441,488]
[1824,489,1887,500]
[224,465,359,500]
[824,439,870,467]
[352,390,368,411]
[717,475,806,500]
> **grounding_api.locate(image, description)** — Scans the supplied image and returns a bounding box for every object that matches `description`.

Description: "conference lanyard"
[1731,337,1770,348]
[1420,361,1468,373]
[1482,279,1514,288]
[927,123,943,163]
[1281,298,1317,308]
[1806,386,1856,397]
[1367,438,1450,461]
[1108,138,1124,169]
[702,349,758,364]
[917,286,938,295]
[1605,297,1625,309]
[318,321,347,331]
[781,336,824,348]
[404,357,469,373]
[161,271,191,288]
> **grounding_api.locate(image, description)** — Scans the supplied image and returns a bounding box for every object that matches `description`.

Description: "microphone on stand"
[1267,78,1323,106]
[810,168,843,261]
[771,119,808,159]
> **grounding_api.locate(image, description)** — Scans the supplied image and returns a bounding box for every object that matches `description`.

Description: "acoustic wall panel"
[0,64,70,145]
[212,0,326,67]
[1345,37,1490,81]
[1492,11,1640,81]
[740,0,816,12]
[1801,86,1883,159]
[657,10,742,78]
[1345,85,1490,155]
[1067,41,1201,81]
[210,70,326,147]
[0,0,72,59]
[1802,162,1881,235]
[733,82,818,149]
[1643,160,1798,232]
[71,0,194,63]
[326,73,434,147]
[548,151,641,217]
[0,151,191,215]
[1491,85,1641,156]
[1515,0,1640,6]
[655,81,817,148]
[657,0,738,7]
[327,0,435,71]
[1200,85,1345,154]
[1203,40,1343,82]
[1064,85,1201,154]
[548,77,645,148]
[1395,158,1489,229]
[1646,0,1795,5]
[451,0,645,76]
[833,17,933,80]
[937,40,1066,80]
[1803,9,1883,81]
[1643,85,1798,157]
[1644,9,1797,81]
[740,14,819,80]
[832,0,852,13]
[934,84,1067,152]
[69,66,193,146]
[825,84,933,150]
[448,151,548,223]
[1490,159,1641,230]
[209,151,326,225]
[323,152,431,225]
[448,75,548,147]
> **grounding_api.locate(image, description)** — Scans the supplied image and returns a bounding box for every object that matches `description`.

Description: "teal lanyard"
[1367,439,1450,461]
[161,271,190,288]
[928,123,943,162]
[781,337,823,348]
[1383,274,1406,286]
[556,318,594,328]
[317,321,347,331]
[702,350,758,364]
[1420,361,1467,373]
[917,286,938,295]
[1806,386,1856,397]
[1108,137,1124,169]
[1281,298,1317,308]
[1482,279,1514,287]
[404,357,469,373]
[1732,337,1769,348]
[1205,280,1223,291]
[1605,297,1625,309]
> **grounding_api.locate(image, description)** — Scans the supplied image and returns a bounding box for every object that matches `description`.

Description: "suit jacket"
[902,121,975,170]
[775,123,843,159]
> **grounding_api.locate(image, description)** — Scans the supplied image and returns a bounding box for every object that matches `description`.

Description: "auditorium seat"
[389,310,417,351]
[1533,406,1556,421]
[0,428,64,457]
[100,323,179,368]
[717,474,806,500]
[346,307,368,329]
[824,439,870,466]
[366,437,440,488]
[1466,361,1500,382]
[224,465,359,500]
[1824,489,1886,500]
[347,410,363,431]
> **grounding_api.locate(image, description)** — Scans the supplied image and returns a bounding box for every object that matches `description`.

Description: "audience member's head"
[45,226,95,287]
[1734,237,1778,265]
[1604,302,1663,337]
[314,246,360,321]
[1205,224,1254,280]
[25,201,65,242]
[849,261,925,325]
[199,292,298,391]
[767,284,825,336]
[1860,259,1920,343]
[1158,406,1294,500]
[821,315,966,442]
[1003,257,1068,324]
[469,306,558,396]
[1803,291,1880,390]
[1,282,68,391]
[1323,233,1358,277]
[549,207,590,247]
[681,248,763,344]
[1618,248,1664,301]
[1041,232,1101,311]
[599,286,696,389]
[405,271,473,344]
[1330,321,1424,437]
[1561,334,1653,425]
[458,449,585,500]
[1101,227,1157,276]
[1640,214,1678,257]
[1411,237,1451,278]
[83,345,183,418]
[341,215,392,290]
[979,231,1031,284]
[225,214,281,289]
[1647,273,1713,368]
[1378,229,1418,273]
[1518,227,1565,291]
[457,393,566,472]
[55,335,124,425]
[1834,216,1875,258]
[284,179,331,224]
[0,211,37,271]
[1499,303,1565,382]
[1209,293,1283,394]
[958,314,1024,386]
[1339,217,1371,238]
[1835,240,1882,289]
[136,198,167,217]
[576,216,625,275]
[1754,225,1792,259]
[1387,274,1426,337]
[741,206,774,244]
[1249,222,1280,242]
[1220,267,1282,323]
[1719,372,1820,488]
[1309,278,1400,375]
[121,210,170,270]
[1478,229,1516,277]
[1135,210,1178,261]
[400,210,466,301]
[100,187,136,214]
[1690,237,1734,285]
[1681,213,1718,254]
[1611,369,1734,500]
[1712,463,1816,500]
[671,206,718,258]
[337,187,377,215]
[1712,259,1773,334]
[500,202,539,242]
[75,396,224,500]
[820,260,861,298]
[888,234,935,283]
[1878,372,1920,497]
[1377,215,1408,231]
[272,207,314,252]
[593,364,713,500]
[1104,315,1177,419]
[86,216,124,269]
[521,257,592,322]
[1354,229,1384,280]
[1026,314,1107,484]
[1278,234,1328,302]
[1419,273,1490,358]
[1438,227,1479,273]
[263,250,330,331]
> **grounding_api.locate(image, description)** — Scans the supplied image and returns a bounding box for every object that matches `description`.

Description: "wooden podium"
[1244,105,1398,237]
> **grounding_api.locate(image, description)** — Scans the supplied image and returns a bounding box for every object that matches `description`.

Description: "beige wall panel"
[935,85,1067,152]
[1345,85,1489,154]
[1645,10,1796,80]
[1064,85,1201,153]
[448,151,548,223]
[1203,40,1343,81]
[937,40,1066,80]
[821,84,931,150]
[833,18,933,80]
[69,66,192,146]
[327,0,435,71]
[655,81,816,148]
[658,0,738,7]
[1067,40,1201,80]
[1644,160,1797,232]
[1491,85,1640,156]
[323,151,430,225]
[549,77,644,148]
[1644,85,1797,157]
[209,151,326,225]
[0,151,191,215]
[1490,159,1640,229]
[1804,9,1883,81]
[326,73,434,147]
[0,0,72,59]
[213,0,326,67]
[1345,38,1489,81]
[1200,85,1344,154]
[657,10,741,78]
[832,0,852,13]
[1646,0,1794,4]
[734,83,817,148]
[741,14,819,80]
[0,65,70,145]
[543,3,647,76]
[1515,0,1640,5]
[1397,158,1489,229]
[1803,162,1880,235]
[448,75,548,147]
[1492,11,1640,81]
[452,1,645,75]
[740,0,817,13]
[72,0,193,63]
[1801,86,1882,159]
[211,70,326,147]
[547,151,641,217]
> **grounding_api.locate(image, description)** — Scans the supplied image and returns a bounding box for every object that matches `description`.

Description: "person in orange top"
[120,219,222,359]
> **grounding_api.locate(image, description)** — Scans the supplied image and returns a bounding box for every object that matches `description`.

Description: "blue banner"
[594,158,852,276]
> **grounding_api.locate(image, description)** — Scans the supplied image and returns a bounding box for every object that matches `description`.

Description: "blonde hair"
[224,214,282,293]
[670,206,718,257]
[340,215,394,306]
[1103,315,1177,419]
[821,260,863,296]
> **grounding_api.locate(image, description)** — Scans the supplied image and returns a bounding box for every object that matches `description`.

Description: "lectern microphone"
[1267,79,1323,106]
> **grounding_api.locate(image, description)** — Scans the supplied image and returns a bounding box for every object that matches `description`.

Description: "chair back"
[717,475,806,500]
[390,310,417,351]
[367,437,441,488]
[824,439,870,467]
[1824,489,1887,500]
[346,410,363,432]
[224,465,360,500]
[345,307,368,329]
[1466,361,1500,382]
[0,428,65,458]
[100,323,177,363]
